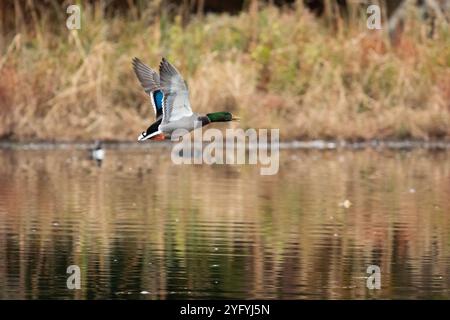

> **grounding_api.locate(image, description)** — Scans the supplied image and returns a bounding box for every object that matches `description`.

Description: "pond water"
[0,145,449,299]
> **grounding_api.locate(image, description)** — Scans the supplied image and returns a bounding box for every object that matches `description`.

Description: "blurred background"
[1,1,450,300]
[0,0,449,142]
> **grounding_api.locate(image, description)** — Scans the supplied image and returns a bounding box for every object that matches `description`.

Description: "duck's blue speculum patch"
[153,90,163,115]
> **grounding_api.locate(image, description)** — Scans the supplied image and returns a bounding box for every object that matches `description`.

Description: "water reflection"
[0,147,449,299]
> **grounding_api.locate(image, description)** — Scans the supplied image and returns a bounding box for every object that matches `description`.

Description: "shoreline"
[1,139,450,151]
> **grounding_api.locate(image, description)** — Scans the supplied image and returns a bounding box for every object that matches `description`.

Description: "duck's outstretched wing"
[159,57,193,124]
[132,57,163,118]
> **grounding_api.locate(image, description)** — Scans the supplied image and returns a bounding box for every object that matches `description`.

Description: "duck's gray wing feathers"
[159,57,193,124]
[132,57,163,118]
[132,57,161,94]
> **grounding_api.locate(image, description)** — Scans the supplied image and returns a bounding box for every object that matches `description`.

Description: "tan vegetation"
[0,1,449,141]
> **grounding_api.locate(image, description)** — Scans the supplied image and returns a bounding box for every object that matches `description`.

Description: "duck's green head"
[206,111,240,122]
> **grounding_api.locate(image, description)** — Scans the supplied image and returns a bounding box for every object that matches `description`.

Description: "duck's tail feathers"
[138,118,163,141]
[138,130,163,141]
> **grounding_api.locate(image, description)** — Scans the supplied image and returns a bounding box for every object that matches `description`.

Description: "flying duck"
[132,57,239,141]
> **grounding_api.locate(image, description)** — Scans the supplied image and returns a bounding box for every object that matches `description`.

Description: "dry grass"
[0,2,449,142]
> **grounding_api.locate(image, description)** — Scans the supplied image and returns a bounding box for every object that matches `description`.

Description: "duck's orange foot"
[150,133,166,141]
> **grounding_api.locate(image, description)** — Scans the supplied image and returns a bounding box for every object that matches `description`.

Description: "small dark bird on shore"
[90,140,104,167]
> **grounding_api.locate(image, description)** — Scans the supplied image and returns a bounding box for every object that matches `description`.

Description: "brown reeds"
[0,1,449,141]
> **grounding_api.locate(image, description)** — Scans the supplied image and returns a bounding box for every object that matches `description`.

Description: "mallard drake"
[132,57,239,141]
